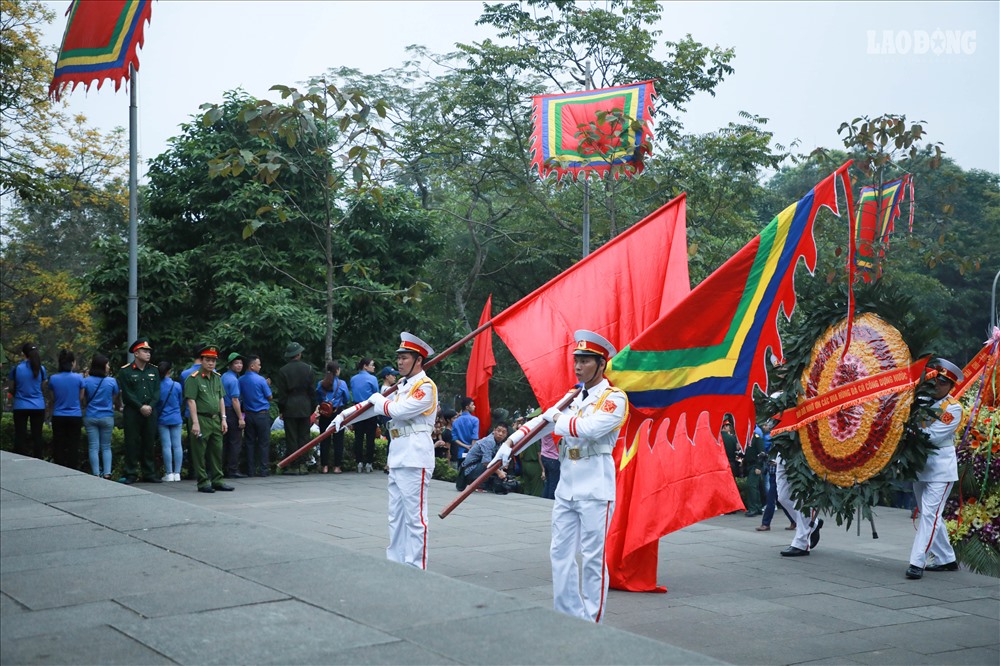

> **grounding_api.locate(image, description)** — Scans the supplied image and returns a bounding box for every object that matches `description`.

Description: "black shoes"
[925,561,959,572]
[120,476,137,485]
[810,519,823,549]
[197,486,215,494]
[224,473,247,479]
[905,564,924,579]
[745,510,762,517]
[212,484,235,492]
[142,476,163,484]
[781,546,809,557]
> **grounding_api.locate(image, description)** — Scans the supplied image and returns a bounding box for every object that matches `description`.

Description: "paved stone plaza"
[2,450,997,665]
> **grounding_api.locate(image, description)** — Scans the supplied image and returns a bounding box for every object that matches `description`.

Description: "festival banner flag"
[466,297,496,438]
[955,327,1000,399]
[49,0,153,100]
[853,175,913,282]
[492,194,690,410]
[530,80,656,180]
[603,162,854,591]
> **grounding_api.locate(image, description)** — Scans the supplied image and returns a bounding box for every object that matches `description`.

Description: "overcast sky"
[40,1,999,176]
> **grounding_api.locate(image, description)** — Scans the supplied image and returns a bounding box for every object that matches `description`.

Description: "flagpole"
[581,62,594,258]
[127,64,138,358]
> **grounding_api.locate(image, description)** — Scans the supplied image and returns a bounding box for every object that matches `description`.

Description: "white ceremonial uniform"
[550,378,627,623]
[910,395,962,568]
[775,453,821,551]
[377,370,437,569]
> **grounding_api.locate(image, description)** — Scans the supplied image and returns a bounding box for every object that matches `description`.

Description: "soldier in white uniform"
[495,330,627,622]
[329,332,437,569]
[775,453,823,557]
[906,358,964,580]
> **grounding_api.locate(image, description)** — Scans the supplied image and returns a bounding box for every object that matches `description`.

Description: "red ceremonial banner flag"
[49,0,153,100]
[492,194,690,410]
[466,297,496,438]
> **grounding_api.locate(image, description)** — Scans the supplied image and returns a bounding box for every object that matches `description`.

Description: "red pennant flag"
[493,194,690,411]
[466,297,496,438]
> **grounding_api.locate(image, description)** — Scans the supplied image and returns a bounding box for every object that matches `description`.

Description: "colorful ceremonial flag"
[492,194,690,410]
[530,80,656,180]
[466,297,496,439]
[853,175,914,282]
[604,162,854,591]
[49,0,153,100]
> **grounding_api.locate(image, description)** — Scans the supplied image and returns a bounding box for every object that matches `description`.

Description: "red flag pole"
[277,320,495,469]
[438,386,582,519]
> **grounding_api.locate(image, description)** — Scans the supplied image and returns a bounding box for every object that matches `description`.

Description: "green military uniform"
[185,360,226,490]
[274,342,316,474]
[118,339,160,482]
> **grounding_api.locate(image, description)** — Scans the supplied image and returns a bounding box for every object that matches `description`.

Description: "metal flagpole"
[581,63,594,259]
[127,64,138,359]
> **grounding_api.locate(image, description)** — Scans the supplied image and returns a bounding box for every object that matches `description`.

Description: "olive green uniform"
[118,362,160,480]
[185,370,225,489]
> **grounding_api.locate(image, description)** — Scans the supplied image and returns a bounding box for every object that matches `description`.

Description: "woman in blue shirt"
[83,354,119,478]
[316,360,351,473]
[349,357,379,473]
[156,360,184,482]
[48,350,85,470]
[6,342,48,458]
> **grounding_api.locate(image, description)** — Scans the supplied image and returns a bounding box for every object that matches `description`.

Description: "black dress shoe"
[120,476,137,485]
[780,546,809,557]
[143,476,163,483]
[810,519,823,549]
[925,561,959,572]
[212,483,235,491]
[198,486,215,493]
[234,472,248,478]
[905,564,924,579]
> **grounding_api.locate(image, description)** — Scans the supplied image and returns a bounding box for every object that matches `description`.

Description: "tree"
[202,80,403,362]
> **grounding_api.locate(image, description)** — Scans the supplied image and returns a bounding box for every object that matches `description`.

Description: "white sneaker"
[365,463,373,473]
[161,474,172,482]
[358,463,363,473]
[171,473,181,482]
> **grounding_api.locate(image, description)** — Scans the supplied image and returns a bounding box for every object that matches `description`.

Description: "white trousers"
[551,496,613,623]
[910,481,956,568]
[775,459,820,551]
[387,466,430,569]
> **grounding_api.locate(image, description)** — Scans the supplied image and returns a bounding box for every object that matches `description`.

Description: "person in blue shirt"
[221,353,246,478]
[238,354,273,477]
[316,360,350,473]
[349,357,379,473]
[451,397,480,464]
[48,349,85,470]
[83,354,119,478]
[6,342,48,458]
[156,360,185,482]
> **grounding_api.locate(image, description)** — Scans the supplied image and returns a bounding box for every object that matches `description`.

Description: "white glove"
[490,442,513,468]
[542,406,562,423]
[368,391,388,411]
[325,413,344,433]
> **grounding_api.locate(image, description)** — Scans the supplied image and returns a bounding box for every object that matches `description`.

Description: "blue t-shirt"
[349,370,378,403]
[316,377,350,408]
[83,375,119,419]
[49,372,85,416]
[452,411,480,450]
[222,370,241,408]
[8,360,48,410]
[157,376,184,426]
[239,371,272,413]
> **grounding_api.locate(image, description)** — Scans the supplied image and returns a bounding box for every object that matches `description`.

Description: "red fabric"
[608,413,743,591]
[492,194,690,410]
[466,297,496,438]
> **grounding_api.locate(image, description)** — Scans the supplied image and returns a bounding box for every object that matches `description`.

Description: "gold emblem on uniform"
[568,448,581,460]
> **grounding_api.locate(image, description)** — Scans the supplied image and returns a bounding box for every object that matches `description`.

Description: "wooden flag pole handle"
[438,386,582,519]
[277,321,495,469]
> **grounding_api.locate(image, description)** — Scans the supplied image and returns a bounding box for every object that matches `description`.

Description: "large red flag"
[466,297,496,438]
[49,0,153,100]
[492,194,690,410]
[605,163,854,591]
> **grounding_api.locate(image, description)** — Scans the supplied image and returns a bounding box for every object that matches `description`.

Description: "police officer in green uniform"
[184,345,234,493]
[118,339,161,484]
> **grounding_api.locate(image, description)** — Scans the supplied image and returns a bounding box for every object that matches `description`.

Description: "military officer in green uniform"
[184,345,234,493]
[118,339,161,484]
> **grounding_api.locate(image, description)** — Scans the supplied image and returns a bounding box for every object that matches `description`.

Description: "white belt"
[562,440,613,461]
[388,423,433,438]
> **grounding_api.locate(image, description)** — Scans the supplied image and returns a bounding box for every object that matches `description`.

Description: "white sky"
[40,1,999,175]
